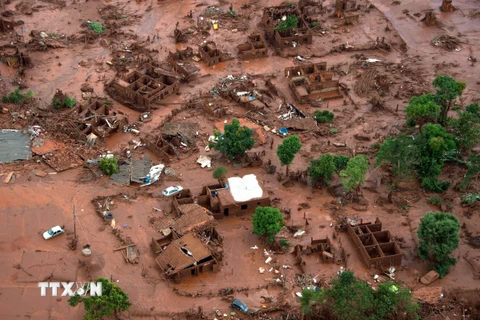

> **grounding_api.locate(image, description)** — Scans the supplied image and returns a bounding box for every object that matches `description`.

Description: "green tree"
[252,206,285,242]
[340,155,369,193]
[212,165,228,180]
[415,123,456,192]
[308,154,335,186]
[68,277,131,320]
[432,75,465,121]
[276,135,302,175]
[448,108,480,152]
[405,93,440,126]
[299,271,419,319]
[99,156,119,175]
[375,135,417,178]
[333,155,349,172]
[210,119,255,160]
[417,212,460,278]
[313,110,334,123]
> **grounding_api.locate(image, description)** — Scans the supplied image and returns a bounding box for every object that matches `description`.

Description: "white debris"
[265,256,272,264]
[196,155,212,168]
[268,267,274,272]
[293,230,306,237]
[296,292,302,298]
[140,164,165,187]
[366,58,381,63]
[258,267,265,274]
[251,245,259,250]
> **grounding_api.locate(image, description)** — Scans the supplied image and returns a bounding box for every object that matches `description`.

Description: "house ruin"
[154,233,219,281]
[167,47,200,80]
[107,64,180,112]
[237,34,268,60]
[347,218,403,268]
[285,62,342,102]
[198,41,230,66]
[262,5,312,48]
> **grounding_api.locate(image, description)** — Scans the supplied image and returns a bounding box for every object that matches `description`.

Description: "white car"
[43,225,65,240]
[162,186,183,197]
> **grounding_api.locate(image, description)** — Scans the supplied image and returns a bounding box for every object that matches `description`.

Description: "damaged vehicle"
[162,185,183,197]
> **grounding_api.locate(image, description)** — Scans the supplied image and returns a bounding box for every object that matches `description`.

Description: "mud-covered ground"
[0,0,479,319]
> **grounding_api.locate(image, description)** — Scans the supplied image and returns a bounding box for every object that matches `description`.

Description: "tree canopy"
[340,155,369,192]
[68,277,131,320]
[210,119,255,160]
[308,154,336,186]
[313,110,335,123]
[212,165,228,180]
[417,212,460,277]
[299,271,419,319]
[432,75,465,121]
[252,206,285,242]
[405,93,440,126]
[276,135,302,174]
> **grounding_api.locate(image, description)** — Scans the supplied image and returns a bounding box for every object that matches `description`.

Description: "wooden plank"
[4,172,14,184]
[113,244,136,252]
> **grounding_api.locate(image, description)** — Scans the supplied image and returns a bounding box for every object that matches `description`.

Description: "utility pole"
[73,205,77,240]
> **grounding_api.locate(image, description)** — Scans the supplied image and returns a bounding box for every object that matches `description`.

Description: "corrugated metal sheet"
[0,129,32,163]
[110,162,131,185]
[130,157,152,184]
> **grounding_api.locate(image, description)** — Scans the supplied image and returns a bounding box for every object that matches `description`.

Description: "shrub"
[88,21,104,34]
[65,96,77,108]
[99,156,119,176]
[460,193,480,205]
[2,89,34,104]
[340,155,369,192]
[279,239,291,248]
[276,15,298,32]
[314,110,334,123]
[333,155,349,172]
[427,197,442,206]
[330,128,338,134]
[308,154,335,186]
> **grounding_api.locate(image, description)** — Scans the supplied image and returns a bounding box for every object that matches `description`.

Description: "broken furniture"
[347,218,403,268]
[198,41,230,66]
[262,4,312,48]
[237,34,268,60]
[285,62,342,102]
[107,64,180,112]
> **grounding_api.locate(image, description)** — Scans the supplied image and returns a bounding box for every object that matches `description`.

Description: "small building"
[347,218,403,268]
[155,233,218,281]
[285,62,342,102]
[237,34,268,60]
[206,174,271,218]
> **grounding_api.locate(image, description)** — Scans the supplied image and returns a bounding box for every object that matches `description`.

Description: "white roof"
[228,174,263,202]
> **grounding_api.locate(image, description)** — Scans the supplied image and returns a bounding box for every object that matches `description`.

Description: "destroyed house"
[66,101,128,139]
[262,5,312,48]
[237,34,268,60]
[167,47,200,79]
[107,65,180,112]
[155,233,218,280]
[198,41,229,66]
[0,17,15,32]
[347,218,403,268]
[285,62,342,102]
[142,134,175,164]
[205,174,271,218]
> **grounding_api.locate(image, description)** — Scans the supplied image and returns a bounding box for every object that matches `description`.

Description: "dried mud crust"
[1,0,480,318]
